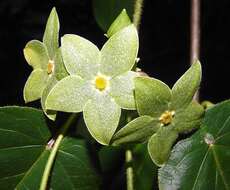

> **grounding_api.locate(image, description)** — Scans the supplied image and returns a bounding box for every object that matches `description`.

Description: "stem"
[133,0,144,30]
[39,114,77,190]
[190,0,201,100]
[126,149,134,190]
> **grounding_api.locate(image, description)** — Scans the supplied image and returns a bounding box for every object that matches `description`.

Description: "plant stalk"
[190,0,201,100]
[39,114,77,190]
[133,0,144,30]
[126,149,134,190]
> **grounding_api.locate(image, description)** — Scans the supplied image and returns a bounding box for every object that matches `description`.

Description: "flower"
[112,61,204,166]
[23,8,68,120]
[45,24,139,145]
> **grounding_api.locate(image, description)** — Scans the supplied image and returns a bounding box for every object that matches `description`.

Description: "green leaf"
[112,116,159,145]
[135,77,172,118]
[83,94,121,145]
[45,75,92,113]
[100,24,138,77]
[0,106,50,189]
[174,101,204,132]
[171,60,202,110]
[110,71,138,110]
[41,76,58,120]
[54,48,68,81]
[43,7,60,58]
[23,69,48,103]
[132,144,157,190]
[61,34,100,79]
[159,100,230,190]
[107,9,131,38]
[23,40,49,70]
[0,107,101,189]
[148,126,178,166]
[93,0,134,32]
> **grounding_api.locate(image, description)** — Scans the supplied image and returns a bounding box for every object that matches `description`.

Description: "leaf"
[107,9,131,38]
[43,7,60,58]
[148,126,178,166]
[23,40,49,70]
[61,34,100,79]
[132,144,157,190]
[112,116,159,145]
[0,106,101,189]
[159,100,230,190]
[45,75,93,113]
[23,69,48,103]
[100,24,138,77]
[135,77,172,118]
[110,71,138,110]
[83,94,121,145]
[0,106,50,189]
[171,60,202,110]
[93,0,134,32]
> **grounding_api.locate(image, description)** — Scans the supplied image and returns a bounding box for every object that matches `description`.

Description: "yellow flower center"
[47,60,54,74]
[159,110,175,126]
[95,75,108,91]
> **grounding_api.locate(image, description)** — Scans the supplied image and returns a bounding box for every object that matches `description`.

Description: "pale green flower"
[45,24,139,145]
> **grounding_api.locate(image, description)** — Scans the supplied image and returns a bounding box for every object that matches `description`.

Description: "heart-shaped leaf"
[159,100,230,190]
[0,106,100,189]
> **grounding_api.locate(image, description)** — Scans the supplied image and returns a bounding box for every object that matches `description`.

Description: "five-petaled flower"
[45,24,139,145]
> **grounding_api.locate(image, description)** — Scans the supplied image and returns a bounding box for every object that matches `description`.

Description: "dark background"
[0,0,229,107]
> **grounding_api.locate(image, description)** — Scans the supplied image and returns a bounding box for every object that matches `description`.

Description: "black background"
[0,0,229,106]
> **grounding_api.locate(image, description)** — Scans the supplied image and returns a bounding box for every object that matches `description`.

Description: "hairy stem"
[133,0,144,30]
[39,114,78,190]
[126,149,134,190]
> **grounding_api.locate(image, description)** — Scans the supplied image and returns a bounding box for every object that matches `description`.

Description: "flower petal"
[45,75,93,113]
[41,76,58,121]
[83,94,121,145]
[23,69,48,103]
[23,40,49,70]
[135,77,172,118]
[148,127,178,166]
[61,34,100,79]
[100,24,138,77]
[43,7,60,58]
[171,60,202,111]
[110,71,138,110]
[173,101,204,132]
[112,116,159,145]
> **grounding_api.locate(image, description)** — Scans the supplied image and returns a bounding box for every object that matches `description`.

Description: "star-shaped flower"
[23,8,68,120]
[45,24,139,145]
[112,61,204,166]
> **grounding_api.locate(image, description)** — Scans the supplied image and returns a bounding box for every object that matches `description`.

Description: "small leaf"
[171,60,202,110]
[83,94,121,145]
[93,0,134,32]
[107,9,131,38]
[159,100,230,190]
[61,34,100,79]
[24,40,49,70]
[148,126,178,166]
[174,101,204,132]
[23,69,48,103]
[110,71,138,110]
[45,75,92,113]
[112,116,159,145]
[135,77,172,118]
[100,24,138,77]
[43,7,60,58]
